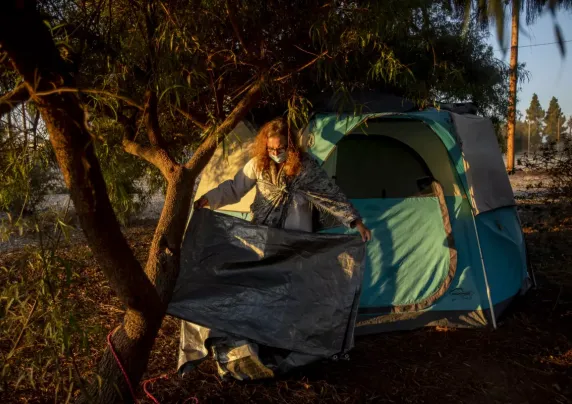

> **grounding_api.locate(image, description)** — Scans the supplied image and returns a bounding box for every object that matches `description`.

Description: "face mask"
[269,151,287,164]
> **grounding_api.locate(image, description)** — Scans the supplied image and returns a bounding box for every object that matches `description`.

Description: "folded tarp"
[167,209,365,378]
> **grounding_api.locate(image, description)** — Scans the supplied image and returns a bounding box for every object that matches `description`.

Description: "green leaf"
[51,23,68,32]
[555,23,566,57]
[64,381,75,404]
[64,260,72,287]
[5,297,15,313]
[57,219,72,242]
[159,85,185,103]
[491,0,505,48]
[96,374,103,389]
[15,372,26,389]
[1,363,10,379]
[28,368,36,389]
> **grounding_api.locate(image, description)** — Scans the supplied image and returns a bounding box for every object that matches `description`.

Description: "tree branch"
[0,82,30,116]
[116,108,138,140]
[225,0,251,56]
[210,71,226,120]
[32,87,144,110]
[145,0,159,76]
[56,23,149,82]
[275,51,329,82]
[122,138,178,178]
[144,90,167,148]
[116,100,178,178]
[185,78,264,174]
[174,104,209,130]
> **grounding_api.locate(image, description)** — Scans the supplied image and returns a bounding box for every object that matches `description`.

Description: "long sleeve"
[204,158,258,210]
[298,155,361,228]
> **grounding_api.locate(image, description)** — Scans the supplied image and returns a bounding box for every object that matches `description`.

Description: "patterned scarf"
[250,153,360,230]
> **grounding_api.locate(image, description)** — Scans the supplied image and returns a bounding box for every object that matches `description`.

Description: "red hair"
[252,117,302,177]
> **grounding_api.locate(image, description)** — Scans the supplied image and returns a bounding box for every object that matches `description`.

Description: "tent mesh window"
[334,135,434,199]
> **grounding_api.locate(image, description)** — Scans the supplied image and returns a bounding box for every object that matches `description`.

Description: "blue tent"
[193,109,531,334]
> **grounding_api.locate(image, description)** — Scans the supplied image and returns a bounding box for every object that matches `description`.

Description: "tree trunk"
[22,103,27,151]
[83,166,196,403]
[1,3,262,403]
[506,0,519,174]
[0,3,162,402]
[32,110,40,150]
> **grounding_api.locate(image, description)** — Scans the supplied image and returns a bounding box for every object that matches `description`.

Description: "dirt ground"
[1,171,572,403]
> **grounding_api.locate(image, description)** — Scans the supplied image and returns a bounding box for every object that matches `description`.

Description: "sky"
[487,9,572,120]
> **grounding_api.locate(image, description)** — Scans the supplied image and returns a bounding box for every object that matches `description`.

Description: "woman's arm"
[196,159,258,210]
[299,155,371,241]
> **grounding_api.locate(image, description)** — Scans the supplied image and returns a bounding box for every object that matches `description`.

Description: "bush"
[0,214,101,402]
[522,138,572,203]
[0,141,60,216]
[92,120,164,225]
[1,116,162,226]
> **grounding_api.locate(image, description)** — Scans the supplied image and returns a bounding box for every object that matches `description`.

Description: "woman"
[182,117,370,381]
[194,117,372,241]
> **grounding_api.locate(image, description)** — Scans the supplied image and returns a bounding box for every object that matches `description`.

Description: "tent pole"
[451,112,498,329]
[515,212,537,289]
[470,213,498,329]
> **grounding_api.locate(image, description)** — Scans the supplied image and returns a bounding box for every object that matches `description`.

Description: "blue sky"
[487,9,572,119]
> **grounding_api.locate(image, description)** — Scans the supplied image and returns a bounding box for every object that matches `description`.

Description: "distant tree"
[567,115,572,138]
[544,96,566,142]
[515,119,528,153]
[525,93,545,148]
[449,0,572,172]
[499,119,528,154]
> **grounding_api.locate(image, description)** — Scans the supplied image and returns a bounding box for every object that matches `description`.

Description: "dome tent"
[192,104,531,334]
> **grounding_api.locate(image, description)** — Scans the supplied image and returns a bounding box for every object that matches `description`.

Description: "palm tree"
[450,0,571,173]
[506,0,520,174]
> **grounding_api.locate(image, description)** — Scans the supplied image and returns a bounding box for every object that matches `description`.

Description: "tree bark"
[506,0,519,174]
[93,81,262,401]
[83,166,195,403]
[0,3,163,402]
[175,105,209,130]
[0,3,263,403]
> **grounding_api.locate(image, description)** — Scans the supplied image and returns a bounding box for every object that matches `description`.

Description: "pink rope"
[142,374,169,404]
[107,326,199,404]
[142,372,199,404]
[107,327,139,403]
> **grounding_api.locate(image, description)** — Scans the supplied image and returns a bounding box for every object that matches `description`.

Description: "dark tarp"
[167,209,365,379]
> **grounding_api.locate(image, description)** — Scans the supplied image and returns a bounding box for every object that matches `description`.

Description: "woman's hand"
[193,196,209,210]
[355,220,372,242]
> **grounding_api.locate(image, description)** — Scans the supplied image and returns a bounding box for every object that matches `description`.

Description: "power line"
[494,39,572,52]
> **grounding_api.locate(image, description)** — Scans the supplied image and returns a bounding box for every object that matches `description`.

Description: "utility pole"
[527,119,531,155]
[506,0,519,173]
